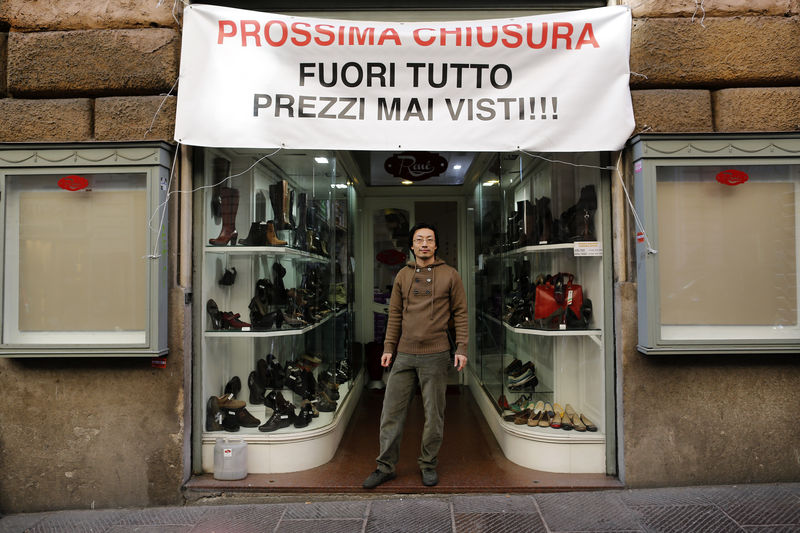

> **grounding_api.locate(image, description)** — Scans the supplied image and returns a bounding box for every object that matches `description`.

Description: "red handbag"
[534,273,584,326]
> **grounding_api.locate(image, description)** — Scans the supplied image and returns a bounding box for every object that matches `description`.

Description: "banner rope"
[145,143,284,259]
[613,152,657,255]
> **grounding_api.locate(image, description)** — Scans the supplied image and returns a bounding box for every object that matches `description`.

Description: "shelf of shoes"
[205,245,330,263]
[205,312,334,338]
[504,322,603,346]
[203,380,352,438]
[498,241,602,258]
[480,312,602,345]
[201,372,365,474]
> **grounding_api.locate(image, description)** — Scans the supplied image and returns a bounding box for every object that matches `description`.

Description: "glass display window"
[470,151,611,474]
[632,134,800,354]
[0,144,171,357]
[196,148,356,474]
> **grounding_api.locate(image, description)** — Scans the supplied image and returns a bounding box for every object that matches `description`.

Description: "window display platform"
[201,373,363,474]
[468,372,606,474]
[187,386,621,494]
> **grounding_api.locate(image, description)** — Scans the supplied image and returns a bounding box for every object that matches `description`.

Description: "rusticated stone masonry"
[0,0,180,31]
[630,16,800,88]
[8,28,179,98]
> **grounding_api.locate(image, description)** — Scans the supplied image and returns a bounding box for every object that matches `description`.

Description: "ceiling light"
[453,164,462,170]
[401,180,413,185]
[482,179,500,186]
[314,156,329,164]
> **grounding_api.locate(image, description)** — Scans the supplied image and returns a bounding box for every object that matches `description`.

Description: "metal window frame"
[631,133,800,355]
[0,142,172,357]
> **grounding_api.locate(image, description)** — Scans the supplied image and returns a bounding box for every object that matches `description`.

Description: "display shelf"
[201,371,364,474]
[481,241,603,260]
[504,323,603,346]
[203,381,352,438]
[469,371,606,473]
[205,245,329,262]
[204,312,333,338]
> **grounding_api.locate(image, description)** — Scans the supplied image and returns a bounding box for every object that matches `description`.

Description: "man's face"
[411,228,437,259]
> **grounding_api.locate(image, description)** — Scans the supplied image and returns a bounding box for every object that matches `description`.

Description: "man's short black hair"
[408,222,439,257]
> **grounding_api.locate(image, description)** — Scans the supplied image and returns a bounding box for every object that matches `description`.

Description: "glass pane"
[372,208,409,341]
[657,164,799,339]
[5,173,147,342]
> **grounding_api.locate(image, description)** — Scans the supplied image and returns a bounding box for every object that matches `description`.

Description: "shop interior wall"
[0,1,188,513]
[617,0,800,487]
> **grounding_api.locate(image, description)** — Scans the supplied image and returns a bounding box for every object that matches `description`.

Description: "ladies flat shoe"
[550,411,562,429]
[544,403,555,417]
[510,394,531,412]
[538,410,552,427]
[580,414,597,432]
[527,409,544,427]
[513,409,531,425]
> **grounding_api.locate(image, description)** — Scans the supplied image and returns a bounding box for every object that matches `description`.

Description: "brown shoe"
[218,393,246,410]
[235,407,261,427]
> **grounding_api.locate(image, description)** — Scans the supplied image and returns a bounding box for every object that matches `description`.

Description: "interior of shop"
[195,147,616,488]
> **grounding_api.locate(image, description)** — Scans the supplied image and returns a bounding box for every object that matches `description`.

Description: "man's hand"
[454,354,467,372]
[381,352,393,367]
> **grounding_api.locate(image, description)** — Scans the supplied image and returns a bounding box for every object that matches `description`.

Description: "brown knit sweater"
[383,259,468,356]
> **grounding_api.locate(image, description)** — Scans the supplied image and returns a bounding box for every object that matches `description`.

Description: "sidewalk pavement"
[1,482,798,532]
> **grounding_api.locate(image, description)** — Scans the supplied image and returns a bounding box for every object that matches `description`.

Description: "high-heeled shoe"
[206,299,223,330]
[220,311,250,329]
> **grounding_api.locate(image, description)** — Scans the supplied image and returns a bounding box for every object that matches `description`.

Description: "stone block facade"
[8,28,179,98]
[0,98,93,142]
[630,16,800,89]
[631,0,800,18]
[631,89,712,133]
[712,87,800,131]
[0,0,180,31]
[95,95,177,141]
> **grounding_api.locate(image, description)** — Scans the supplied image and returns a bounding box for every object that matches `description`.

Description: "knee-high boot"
[209,187,239,246]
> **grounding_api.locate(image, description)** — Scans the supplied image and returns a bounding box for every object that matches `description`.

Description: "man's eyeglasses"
[413,237,435,244]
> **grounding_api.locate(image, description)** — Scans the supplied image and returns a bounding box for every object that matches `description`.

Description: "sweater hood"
[405,258,447,269]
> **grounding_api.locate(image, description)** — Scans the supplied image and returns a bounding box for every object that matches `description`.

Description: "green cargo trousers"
[376,350,450,473]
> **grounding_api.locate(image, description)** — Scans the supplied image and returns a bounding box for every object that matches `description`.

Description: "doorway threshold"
[185,387,621,495]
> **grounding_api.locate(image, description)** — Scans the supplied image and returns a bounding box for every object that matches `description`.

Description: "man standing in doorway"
[363,222,468,489]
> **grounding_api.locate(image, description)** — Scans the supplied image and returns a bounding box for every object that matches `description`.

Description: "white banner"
[174,5,634,152]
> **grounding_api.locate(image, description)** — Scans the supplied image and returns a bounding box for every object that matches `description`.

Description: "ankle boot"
[209,187,239,246]
[240,221,267,246]
[265,220,287,246]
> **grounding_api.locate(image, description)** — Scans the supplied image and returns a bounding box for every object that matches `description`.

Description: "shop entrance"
[193,147,615,488]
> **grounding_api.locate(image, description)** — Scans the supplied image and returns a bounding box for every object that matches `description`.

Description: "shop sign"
[175,5,634,152]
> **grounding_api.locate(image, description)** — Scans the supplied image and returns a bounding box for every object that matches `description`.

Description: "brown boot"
[209,187,239,246]
[265,220,287,246]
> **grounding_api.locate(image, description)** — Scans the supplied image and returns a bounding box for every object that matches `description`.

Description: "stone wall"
[619,0,800,487]
[0,0,187,514]
[0,0,180,142]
